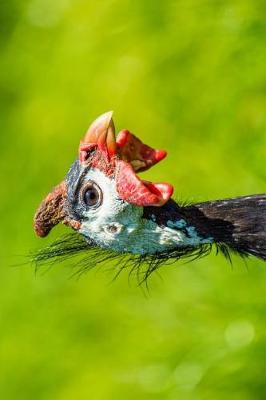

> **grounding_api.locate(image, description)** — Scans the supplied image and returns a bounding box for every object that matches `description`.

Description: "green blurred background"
[0,0,266,399]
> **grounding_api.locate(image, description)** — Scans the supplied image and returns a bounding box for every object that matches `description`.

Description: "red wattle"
[115,160,173,207]
[142,181,174,204]
[116,129,129,147]
[154,149,167,162]
[116,130,167,173]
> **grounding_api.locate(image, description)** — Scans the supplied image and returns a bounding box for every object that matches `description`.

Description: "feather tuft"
[31,233,244,285]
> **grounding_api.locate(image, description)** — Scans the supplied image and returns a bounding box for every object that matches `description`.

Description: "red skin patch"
[116,130,167,172]
[79,141,116,176]
[116,160,173,207]
[79,129,173,207]
[79,142,96,163]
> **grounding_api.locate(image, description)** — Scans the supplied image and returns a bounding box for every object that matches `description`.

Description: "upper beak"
[83,111,116,158]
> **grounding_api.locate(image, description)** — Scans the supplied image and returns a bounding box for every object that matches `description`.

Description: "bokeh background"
[0,0,266,399]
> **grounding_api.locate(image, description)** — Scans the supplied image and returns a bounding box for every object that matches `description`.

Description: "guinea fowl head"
[34,112,176,254]
[33,112,266,266]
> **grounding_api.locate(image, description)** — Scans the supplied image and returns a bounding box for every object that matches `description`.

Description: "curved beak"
[83,111,116,158]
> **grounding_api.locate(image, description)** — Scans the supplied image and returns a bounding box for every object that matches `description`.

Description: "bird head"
[34,112,266,267]
[34,112,176,254]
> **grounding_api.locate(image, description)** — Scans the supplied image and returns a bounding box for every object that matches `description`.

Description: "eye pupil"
[86,190,96,201]
[82,181,102,208]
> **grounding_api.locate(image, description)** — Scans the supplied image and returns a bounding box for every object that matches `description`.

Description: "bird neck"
[142,200,214,251]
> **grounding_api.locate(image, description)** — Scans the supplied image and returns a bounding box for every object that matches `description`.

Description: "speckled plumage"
[33,112,266,278]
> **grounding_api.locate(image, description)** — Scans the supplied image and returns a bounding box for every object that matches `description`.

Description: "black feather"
[30,234,241,284]
[31,195,265,283]
[189,194,266,260]
[144,194,266,261]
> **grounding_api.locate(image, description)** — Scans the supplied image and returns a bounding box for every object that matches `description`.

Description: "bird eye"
[81,180,102,208]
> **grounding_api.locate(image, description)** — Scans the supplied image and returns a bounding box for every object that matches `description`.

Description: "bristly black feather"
[31,194,265,284]
[31,232,247,285]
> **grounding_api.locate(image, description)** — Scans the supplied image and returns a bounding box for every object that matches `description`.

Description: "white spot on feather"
[167,219,187,229]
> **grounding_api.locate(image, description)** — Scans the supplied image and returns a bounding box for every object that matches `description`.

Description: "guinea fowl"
[33,112,266,278]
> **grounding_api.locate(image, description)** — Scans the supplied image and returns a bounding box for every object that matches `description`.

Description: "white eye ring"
[81,180,103,209]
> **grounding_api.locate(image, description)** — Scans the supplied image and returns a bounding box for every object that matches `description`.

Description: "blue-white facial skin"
[75,168,212,255]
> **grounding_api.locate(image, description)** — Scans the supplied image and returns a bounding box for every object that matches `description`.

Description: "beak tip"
[83,111,116,157]
[105,110,114,118]
[99,110,114,126]
[84,111,115,144]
